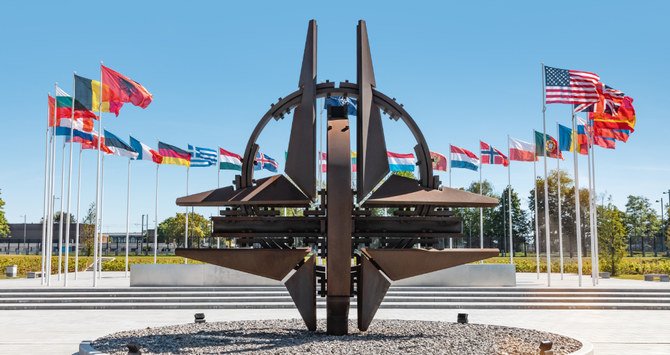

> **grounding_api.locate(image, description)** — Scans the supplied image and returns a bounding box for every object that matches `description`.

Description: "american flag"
[544,66,600,104]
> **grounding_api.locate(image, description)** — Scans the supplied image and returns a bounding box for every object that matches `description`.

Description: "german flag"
[158,142,191,167]
[101,65,153,109]
[74,74,122,116]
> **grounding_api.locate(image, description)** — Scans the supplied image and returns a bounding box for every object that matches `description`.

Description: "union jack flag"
[480,141,509,167]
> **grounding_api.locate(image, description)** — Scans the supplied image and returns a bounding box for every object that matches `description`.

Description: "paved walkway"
[1,272,669,354]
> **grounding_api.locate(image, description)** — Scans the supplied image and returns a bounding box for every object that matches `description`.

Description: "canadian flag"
[508,137,537,162]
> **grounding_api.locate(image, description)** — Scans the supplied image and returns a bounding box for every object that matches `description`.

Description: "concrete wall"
[130,264,283,286]
[130,263,515,287]
[392,264,516,287]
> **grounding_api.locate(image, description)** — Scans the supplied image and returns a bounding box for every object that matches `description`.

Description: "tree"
[158,212,211,247]
[528,169,591,257]
[454,180,499,248]
[598,201,627,275]
[81,203,96,255]
[0,189,9,238]
[43,211,76,223]
[489,186,531,253]
[624,195,660,254]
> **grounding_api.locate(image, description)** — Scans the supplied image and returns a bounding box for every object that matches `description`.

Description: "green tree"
[624,195,661,247]
[0,189,9,238]
[454,180,498,248]
[81,203,96,255]
[598,201,627,275]
[158,212,211,247]
[489,186,531,253]
[43,211,76,223]
[529,169,591,257]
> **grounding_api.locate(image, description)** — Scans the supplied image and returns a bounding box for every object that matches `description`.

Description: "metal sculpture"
[175,20,499,335]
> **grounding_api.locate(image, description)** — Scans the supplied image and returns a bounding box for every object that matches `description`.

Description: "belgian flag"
[74,74,122,116]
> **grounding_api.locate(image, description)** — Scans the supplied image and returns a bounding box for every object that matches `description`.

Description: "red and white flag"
[508,137,536,162]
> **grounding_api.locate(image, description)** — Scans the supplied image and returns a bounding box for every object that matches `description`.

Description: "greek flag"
[188,144,217,167]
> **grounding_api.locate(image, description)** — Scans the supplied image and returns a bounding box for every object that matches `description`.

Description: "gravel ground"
[93,319,582,355]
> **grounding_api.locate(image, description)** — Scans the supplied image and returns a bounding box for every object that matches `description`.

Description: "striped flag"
[508,137,536,162]
[387,152,415,172]
[219,148,242,171]
[544,66,600,104]
[129,136,162,163]
[450,145,479,171]
[104,130,138,159]
[187,144,217,167]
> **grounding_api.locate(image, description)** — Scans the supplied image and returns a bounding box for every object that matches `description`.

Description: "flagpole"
[217,147,221,189]
[507,135,513,264]
[556,122,564,280]
[93,62,104,287]
[591,128,600,285]
[154,163,159,264]
[571,112,583,286]
[448,144,452,188]
[74,146,82,280]
[57,140,65,281]
[184,166,189,264]
[533,151,540,279]
[125,159,131,277]
[541,62,552,287]
[63,76,78,286]
[99,154,105,279]
[41,95,51,285]
[46,102,57,286]
[479,159,483,249]
[585,121,597,286]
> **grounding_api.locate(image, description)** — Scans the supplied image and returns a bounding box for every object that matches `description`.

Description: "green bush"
[483,256,670,275]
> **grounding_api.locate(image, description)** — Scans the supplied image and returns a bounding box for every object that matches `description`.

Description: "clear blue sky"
[1,1,669,233]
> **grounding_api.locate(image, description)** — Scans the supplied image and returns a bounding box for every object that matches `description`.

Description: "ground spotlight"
[194,313,206,324]
[539,340,553,355]
[457,313,468,324]
[126,343,141,355]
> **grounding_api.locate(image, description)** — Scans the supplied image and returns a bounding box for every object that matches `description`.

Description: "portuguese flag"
[74,74,122,116]
[534,130,562,159]
[158,142,191,167]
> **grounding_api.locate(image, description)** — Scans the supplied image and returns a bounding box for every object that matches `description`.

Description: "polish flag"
[508,137,537,162]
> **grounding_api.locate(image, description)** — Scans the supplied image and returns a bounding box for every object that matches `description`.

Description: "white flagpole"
[99,154,105,279]
[57,140,65,281]
[571,112,583,286]
[93,63,104,287]
[74,146,82,280]
[217,147,221,188]
[41,95,52,285]
[586,125,596,285]
[46,104,57,286]
[541,63,552,287]
[154,163,159,264]
[448,144,452,188]
[507,136,513,264]
[125,159,131,277]
[63,76,78,287]
[184,166,189,264]
[479,159,483,249]
[591,131,600,284]
[557,122,564,280]
[533,154,540,279]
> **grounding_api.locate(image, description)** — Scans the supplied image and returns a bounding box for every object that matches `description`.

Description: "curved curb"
[569,336,594,355]
[79,340,108,355]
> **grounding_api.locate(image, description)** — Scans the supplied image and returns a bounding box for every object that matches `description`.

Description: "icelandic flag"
[324,96,357,116]
[129,136,162,164]
[254,152,278,172]
[188,144,217,168]
[387,152,415,172]
[450,145,479,171]
[104,130,138,159]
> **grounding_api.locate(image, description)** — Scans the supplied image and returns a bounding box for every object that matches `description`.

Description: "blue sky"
[1,1,669,232]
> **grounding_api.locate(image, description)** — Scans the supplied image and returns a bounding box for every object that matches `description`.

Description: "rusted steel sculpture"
[175,20,499,335]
